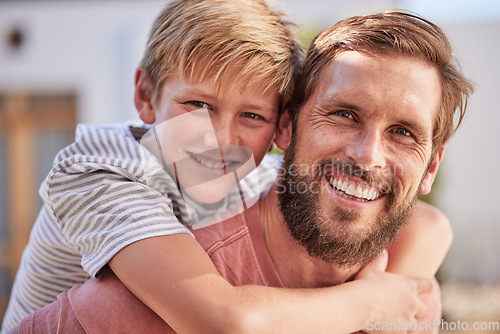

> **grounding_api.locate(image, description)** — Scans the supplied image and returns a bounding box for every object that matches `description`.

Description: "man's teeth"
[329,177,381,201]
[194,155,228,169]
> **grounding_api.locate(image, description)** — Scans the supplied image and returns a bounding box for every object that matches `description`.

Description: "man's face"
[136,68,279,204]
[276,51,444,267]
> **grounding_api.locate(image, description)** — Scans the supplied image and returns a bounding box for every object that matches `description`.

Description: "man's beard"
[277,139,419,268]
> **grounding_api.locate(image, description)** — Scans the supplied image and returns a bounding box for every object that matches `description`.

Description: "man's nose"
[345,129,386,171]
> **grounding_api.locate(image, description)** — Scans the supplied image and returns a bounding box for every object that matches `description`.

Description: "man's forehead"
[308,51,441,125]
[321,51,437,87]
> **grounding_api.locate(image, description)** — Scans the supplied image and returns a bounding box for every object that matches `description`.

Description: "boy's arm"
[109,234,431,334]
[386,200,453,278]
[354,201,450,334]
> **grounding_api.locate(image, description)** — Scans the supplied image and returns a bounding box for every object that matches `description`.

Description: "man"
[11,11,473,334]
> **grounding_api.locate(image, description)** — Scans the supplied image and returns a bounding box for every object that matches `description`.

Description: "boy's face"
[135,68,280,204]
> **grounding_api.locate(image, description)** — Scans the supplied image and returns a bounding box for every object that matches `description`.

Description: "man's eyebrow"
[396,119,427,135]
[318,97,361,112]
[334,101,361,111]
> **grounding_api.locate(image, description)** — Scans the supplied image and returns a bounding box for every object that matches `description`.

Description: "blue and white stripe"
[1,121,280,332]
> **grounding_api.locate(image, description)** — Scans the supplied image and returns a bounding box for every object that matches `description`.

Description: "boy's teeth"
[329,177,381,201]
[195,156,227,169]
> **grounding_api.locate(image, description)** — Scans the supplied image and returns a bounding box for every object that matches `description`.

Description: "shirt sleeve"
[43,157,192,277]
[42,124,193,277]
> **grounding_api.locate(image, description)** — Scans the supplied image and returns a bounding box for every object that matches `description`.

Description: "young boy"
[2,1,453,333]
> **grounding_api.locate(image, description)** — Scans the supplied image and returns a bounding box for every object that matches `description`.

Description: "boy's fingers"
[416,277,434,295]
[415,299,429,320]
[362,249,389,274]
[355,249,388,279]
[372,249,389,272]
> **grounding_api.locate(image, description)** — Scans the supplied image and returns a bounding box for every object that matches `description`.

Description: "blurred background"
[0,0,499,331]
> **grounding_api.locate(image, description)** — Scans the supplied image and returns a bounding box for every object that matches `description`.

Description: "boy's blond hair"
[141,0,302,107]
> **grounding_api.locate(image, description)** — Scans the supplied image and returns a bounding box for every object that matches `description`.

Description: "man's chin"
[321,202,382,234]
[295,204,403,268]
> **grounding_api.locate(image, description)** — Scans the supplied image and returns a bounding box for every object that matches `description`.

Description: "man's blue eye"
[336,111,353,119]
[395,127,411,137]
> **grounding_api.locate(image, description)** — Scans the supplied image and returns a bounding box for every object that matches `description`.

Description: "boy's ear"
[274,108,293,150]
[134,67,156,124]
[419,145,446,195]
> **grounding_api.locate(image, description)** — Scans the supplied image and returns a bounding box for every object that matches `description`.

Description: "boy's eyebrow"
[182,88,217,101]
[184,88,278,114]
[241,102,278,114]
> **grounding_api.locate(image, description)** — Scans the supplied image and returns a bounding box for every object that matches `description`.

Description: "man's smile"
[328,175,385,202]
[323,167,388,205]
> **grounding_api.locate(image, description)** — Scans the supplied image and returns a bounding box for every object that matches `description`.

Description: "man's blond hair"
[140,0,302,107]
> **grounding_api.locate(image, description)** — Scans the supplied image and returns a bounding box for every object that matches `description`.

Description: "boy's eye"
[188,101,211,109]
[241,112,267,122]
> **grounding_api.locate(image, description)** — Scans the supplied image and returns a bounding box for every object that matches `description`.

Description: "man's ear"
[420,145,446,195]
[274,108,293,150]
[134,67,156,124]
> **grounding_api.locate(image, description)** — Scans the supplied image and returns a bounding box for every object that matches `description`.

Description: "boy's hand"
[354,250,433,334]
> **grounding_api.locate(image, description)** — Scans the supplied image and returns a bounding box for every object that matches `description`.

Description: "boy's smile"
[135,68,280,204]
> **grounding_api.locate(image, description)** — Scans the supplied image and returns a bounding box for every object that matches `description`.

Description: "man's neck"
[259,184,362,288]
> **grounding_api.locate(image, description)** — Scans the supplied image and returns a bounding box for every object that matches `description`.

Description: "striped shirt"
[1,122,281,332]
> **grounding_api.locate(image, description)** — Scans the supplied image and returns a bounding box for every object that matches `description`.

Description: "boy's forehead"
[181,73,278,101]
[164,69,279,112]
[181,56,280,97]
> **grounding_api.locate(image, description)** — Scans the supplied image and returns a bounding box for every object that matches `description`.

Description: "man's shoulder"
[67,272,172,333]
[192,205,257,254]
[192,202,264,262]
[192,204,282,287]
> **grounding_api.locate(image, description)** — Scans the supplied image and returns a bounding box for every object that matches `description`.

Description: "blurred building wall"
[400,0,500,283]
[0,1,165,124]
[432,22,500,283]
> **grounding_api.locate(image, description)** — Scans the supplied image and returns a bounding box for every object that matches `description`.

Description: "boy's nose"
[212,117,238,147]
